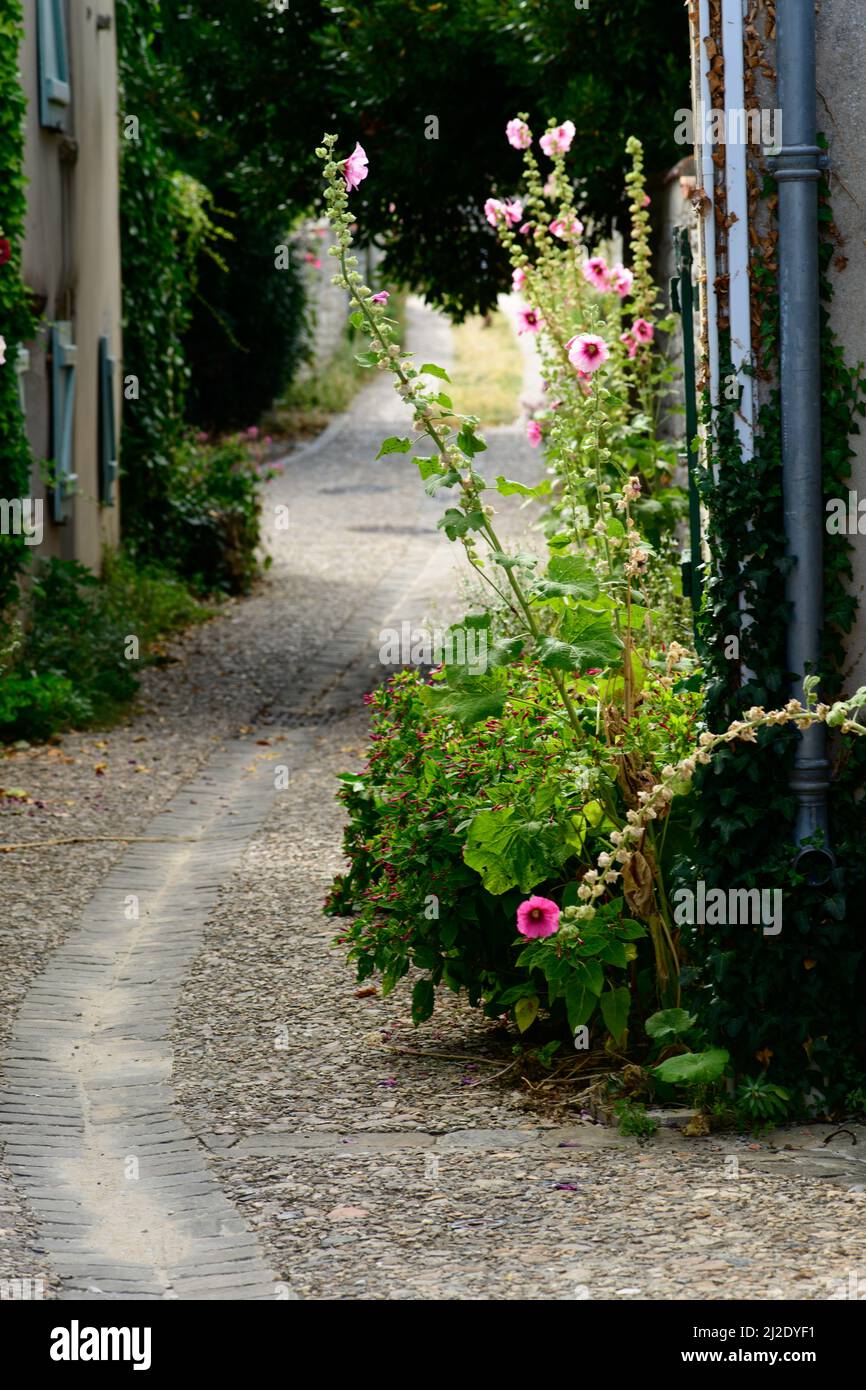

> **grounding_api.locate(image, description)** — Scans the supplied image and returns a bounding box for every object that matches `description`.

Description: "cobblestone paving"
[3,300,866,1302]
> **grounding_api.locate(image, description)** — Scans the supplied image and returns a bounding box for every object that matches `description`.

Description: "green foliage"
[0,554,208,743]
[613,1099,658,1139]
[314,0,689,317]
[0,0,35,615]
[692,160,866,1106]
[161,435,269,595]
[734,1075,792,1128]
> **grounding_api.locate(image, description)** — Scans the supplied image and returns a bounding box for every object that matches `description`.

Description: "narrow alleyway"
[2,303,866,1302]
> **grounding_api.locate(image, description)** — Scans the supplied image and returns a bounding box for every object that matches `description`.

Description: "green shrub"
[162,435,268,594]
[0,554,209,744]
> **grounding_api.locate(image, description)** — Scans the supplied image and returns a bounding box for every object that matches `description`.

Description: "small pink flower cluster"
[550,214,584,241]
[581,255,633,299]
[620,318,654,358]
[506,118,532,150]
[540,121,576,157]
[484,196,524,228]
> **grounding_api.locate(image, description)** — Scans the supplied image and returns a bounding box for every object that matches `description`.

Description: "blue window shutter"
[37,0,71,131]
[98,336,117,505]
[50,322,77,524]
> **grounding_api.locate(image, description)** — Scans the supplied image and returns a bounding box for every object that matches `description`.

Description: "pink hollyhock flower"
[540,120,576,157]
[526,419,543,447]
[506,118,531,150]
[620,330,639,359]
[568,333,610,375]
[517,895,560,938]
[344,143,369,192]
[632,317,655,344]
[371,291,390,304]
[504,198,524,227]
[550,215,584,240]
[518,221,532,235]
[512,267,526,292]
[581,256,611,292]
[247,425,259,439]
[484,197,505,226]
[609,262,634,298]
[517,307,543,335]
[643,193,651,208]
[304,253,322,268]
[542,175,558,199]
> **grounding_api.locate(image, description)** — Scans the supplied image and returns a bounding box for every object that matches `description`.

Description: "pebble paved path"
[3,301,866,1301]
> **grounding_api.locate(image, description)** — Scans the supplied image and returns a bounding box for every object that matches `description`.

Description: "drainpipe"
[774,0,834,880]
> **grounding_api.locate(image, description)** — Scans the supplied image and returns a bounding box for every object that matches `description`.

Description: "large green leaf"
[652,1049,730,1085]
[495,475,551,499]
[645,1008,697,1042]
[515,994,540,1033]
[533,554,598,602]
[463,806,566,894]
[566,980,597,1032]
[376,436,412,458]
[560,605,624,667]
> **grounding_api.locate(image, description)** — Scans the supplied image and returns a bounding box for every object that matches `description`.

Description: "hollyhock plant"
[343,142,368,192]
[370,291,390,304]
[540,120,576,157]
[550,215,584,240]
[484,197,504,226]
[526,418,543,447]
[517,307,543,335]
[506,117,532,150]
[632,317,655,344]
[517,896,560,939]
[512,267,526,292]
[582,256,611,292]
[567,333,609,375]
[609,263,634,299]
[620,330,639,359]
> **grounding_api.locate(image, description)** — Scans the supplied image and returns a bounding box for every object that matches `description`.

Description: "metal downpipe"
[773,0,834,883]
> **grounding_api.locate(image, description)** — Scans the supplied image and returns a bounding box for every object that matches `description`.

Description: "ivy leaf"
[376,436,412,458]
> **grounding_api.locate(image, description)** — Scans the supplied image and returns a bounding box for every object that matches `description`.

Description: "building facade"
[19,0,122,572]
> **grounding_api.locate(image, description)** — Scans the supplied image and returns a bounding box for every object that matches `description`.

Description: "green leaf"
[463,806,565,893]
[354,350,379,368]
[652,1049,730,1085]
[575,958,605,997]
[420,362,451,381]
[411,978,435,1025]
[566,980,597,1032]
[645,1008,697,1042]
[456,425,487,458]
[491,551,538,571]
[559,605,624,667]
[534,636,585,671]
[349,311,365,330]
[415,456,442,481]
[438,507,485,540]
[600,985,631,1044]
[494,475,551,499]
[423,672,507,726]
[376,436,412,458]
[515,994,540,1033]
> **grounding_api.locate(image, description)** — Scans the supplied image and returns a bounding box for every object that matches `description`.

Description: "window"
[37,0,71,131]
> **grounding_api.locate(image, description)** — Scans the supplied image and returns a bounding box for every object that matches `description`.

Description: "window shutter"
[50,322,77,524]
[98,336,118,505]
[37,0,71,131]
